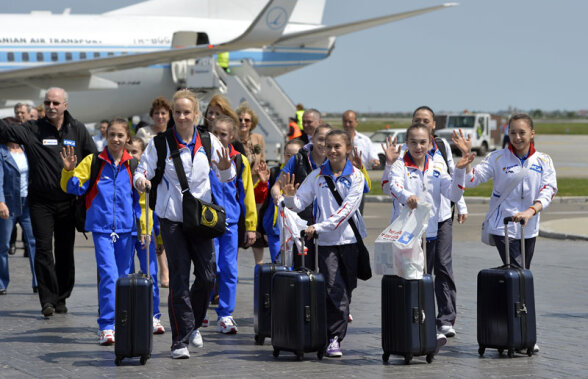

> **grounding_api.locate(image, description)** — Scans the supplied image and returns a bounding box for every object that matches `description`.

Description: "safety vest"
[217,52,229,69]
[296,109,305,130]
[288,120,302,140]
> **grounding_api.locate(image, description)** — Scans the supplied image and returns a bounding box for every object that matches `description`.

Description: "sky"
[1,0,587,113]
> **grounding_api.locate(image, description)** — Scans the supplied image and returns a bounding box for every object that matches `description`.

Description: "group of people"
[0,86,557,360]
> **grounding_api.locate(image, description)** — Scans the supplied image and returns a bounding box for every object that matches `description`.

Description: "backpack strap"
[235,153,243,180]
[435,137,449,169]
[199,130,212,165]
[88,152,102,194]
[150,131,169,188]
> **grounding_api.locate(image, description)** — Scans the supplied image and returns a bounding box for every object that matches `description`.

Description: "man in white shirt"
[342,110,379,169]
[92,120,108,151]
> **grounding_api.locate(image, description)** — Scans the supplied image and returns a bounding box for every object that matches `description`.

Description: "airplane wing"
[0,1,457,89]
[0,0,296,88]
[275,3,458,46]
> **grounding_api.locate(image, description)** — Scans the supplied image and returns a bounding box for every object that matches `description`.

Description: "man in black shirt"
[0,87,96,316]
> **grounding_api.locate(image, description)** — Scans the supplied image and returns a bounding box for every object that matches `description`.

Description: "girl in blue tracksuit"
[60,118,140,346]
[126,136,165,335]
[209,115,257,334]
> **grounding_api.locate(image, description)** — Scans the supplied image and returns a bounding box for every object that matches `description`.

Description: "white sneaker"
[217,316,238,334]
[190,329,203,348]
[435,333,447,354]
[348,313,353,323]
[438,325,456,338]
[153,317,165,334]
[201,313,209,328]
[534,343,540,353]
[99,329,115,346]
[171,347,190,359]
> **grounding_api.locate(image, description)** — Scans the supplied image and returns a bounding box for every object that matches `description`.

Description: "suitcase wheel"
[507,349,514,358]
[404,354,413,364]
[478,346,485,357]
[254,335,265,345]
[497,348,504,355]
[317,351,324,360]
[526,348,533,357]
[296,352,304,361]
[140,355,148,365]
[272,348,280,358]
[382,353,390,363]
[114,356,123,366]
[426,353,434,364]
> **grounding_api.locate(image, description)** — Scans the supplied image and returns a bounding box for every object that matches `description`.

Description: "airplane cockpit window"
[65,52,72,61]
[94,52,100,58]
[36,52,44,62]
[107,52,114,57]
[7,52,14,62]
[22,52,29,62]
[80,52,87,60]
[51,52,58,62]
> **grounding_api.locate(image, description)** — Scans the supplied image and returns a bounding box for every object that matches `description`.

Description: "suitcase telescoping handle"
[144,185,151,279]
[300,230,319,273]
[279,201,285,266]
[422,234,427,275]
[503,216,526,269]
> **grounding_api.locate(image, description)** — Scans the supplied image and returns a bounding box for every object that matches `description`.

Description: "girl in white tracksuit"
[386,124,473,259]
[282,130,368,358]
[453,113,557,268]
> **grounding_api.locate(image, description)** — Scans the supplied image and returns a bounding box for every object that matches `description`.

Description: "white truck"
[434,113,503,156]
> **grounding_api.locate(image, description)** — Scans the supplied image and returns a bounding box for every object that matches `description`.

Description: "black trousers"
[160,218,216,350]
[428,219,457,328]
[318,243,358,342]
[30,199,76,307]
[492,234,536,269]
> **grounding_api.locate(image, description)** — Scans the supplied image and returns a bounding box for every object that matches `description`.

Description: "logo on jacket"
[433,170,440,178]
[63,139,76,147]
[338,177,351,189]
[530,164,543,173]
[503,164,517,174]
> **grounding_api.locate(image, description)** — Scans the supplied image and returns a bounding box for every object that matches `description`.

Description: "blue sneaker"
[325,336,343,358]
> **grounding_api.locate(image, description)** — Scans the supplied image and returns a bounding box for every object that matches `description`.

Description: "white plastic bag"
[374,202,432,279]
[277,202,308,267]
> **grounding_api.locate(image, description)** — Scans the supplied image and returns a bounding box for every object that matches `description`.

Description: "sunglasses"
[239,118,251,123]
[44,100,62,106]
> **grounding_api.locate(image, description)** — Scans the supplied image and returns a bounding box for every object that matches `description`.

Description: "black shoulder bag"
[165,131,226,238]
[323,175,372,281]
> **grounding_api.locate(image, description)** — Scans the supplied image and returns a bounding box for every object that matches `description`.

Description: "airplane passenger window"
[80,52,87,59]
[65,52,72,61]
[51,52,58,62]
[22,52,29,62]
[36,52,44,61]
[7,52,14,62]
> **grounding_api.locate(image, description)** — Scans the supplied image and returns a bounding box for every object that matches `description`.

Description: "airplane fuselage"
[0,13,331,121]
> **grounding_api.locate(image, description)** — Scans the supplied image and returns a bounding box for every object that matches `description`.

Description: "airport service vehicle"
[434,113,503,156]
[370,128,407,169]
[0,0,457,163]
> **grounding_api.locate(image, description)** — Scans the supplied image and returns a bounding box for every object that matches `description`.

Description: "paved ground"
[1,201,588,378]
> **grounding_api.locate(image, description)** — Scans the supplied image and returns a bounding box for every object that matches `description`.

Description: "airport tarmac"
[0,201,587,378]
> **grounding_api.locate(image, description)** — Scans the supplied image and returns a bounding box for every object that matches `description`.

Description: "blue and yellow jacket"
[212,145,257,230]
[61,148,140,234]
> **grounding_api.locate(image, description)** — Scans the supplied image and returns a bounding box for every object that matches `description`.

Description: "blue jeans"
[0,198,37,290]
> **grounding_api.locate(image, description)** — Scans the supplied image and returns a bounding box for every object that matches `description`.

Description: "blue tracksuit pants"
[93,232,134,331]
[131,235,161,319]
[214,222,238,318]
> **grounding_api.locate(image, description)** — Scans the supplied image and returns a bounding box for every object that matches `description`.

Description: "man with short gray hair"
[0,87,96,317]
[13,103,31,123]
[300,108,321,144]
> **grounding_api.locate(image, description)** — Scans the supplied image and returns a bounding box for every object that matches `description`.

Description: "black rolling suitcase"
[477,217,536,358]
[114,188,153,366]
[381,236,437,364]
[271,231,328,361]
[253,204,288,345]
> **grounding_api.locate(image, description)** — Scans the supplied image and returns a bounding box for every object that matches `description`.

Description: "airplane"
[0,0,457,123]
